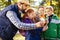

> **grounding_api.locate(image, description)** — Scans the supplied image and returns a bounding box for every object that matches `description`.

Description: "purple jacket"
[19,18,43,40]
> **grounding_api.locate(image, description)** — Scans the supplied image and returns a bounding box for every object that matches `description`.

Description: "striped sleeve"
[51,19,60,24]
[6,11,37,30]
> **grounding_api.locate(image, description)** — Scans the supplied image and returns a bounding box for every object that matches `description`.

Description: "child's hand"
[40,18,46,27]
[42,25,48,31]
[35,21,45,28]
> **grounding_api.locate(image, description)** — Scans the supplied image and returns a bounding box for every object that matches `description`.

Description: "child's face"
[39,8,44,14]
[45,9,53,16]
[28,12,36,19]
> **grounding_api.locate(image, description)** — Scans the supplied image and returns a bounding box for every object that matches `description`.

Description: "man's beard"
[21,9,26,13]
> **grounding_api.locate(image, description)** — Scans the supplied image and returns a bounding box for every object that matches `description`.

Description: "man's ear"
[17,3,22,10]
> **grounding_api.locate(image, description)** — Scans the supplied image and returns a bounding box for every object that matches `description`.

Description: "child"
[38,6,48,31]
[43,6,58,40]
[19,8,48,40]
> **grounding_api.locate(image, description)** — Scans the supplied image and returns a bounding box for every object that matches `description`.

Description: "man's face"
[45,9,53,16]
[22,4,27,10]
[18,3,22,10]
[39,8,44,14]
[18,3,28,10]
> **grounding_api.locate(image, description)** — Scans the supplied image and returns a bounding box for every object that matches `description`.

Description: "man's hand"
[35,22,44,28]
[40,20,48,27]
[35,22,41,28]
[35,19,48,28]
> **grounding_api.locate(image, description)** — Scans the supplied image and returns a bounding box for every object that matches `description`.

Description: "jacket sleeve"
[6,11,38,30]
[51,15,59,24]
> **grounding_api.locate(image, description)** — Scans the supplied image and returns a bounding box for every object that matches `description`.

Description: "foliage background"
[0,0,60,18]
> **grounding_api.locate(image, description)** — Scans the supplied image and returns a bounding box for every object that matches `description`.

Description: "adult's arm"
[6,11,40,30]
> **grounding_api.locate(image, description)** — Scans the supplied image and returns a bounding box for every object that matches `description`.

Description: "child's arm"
[42,20,48,31]
[42,25,48,31]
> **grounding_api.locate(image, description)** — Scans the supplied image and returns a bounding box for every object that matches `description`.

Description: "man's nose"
[20,5,23,7]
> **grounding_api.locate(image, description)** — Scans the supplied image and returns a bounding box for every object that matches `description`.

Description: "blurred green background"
[0,0,60,18]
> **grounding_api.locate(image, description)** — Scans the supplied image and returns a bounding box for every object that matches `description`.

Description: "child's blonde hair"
[45,6,53,11]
